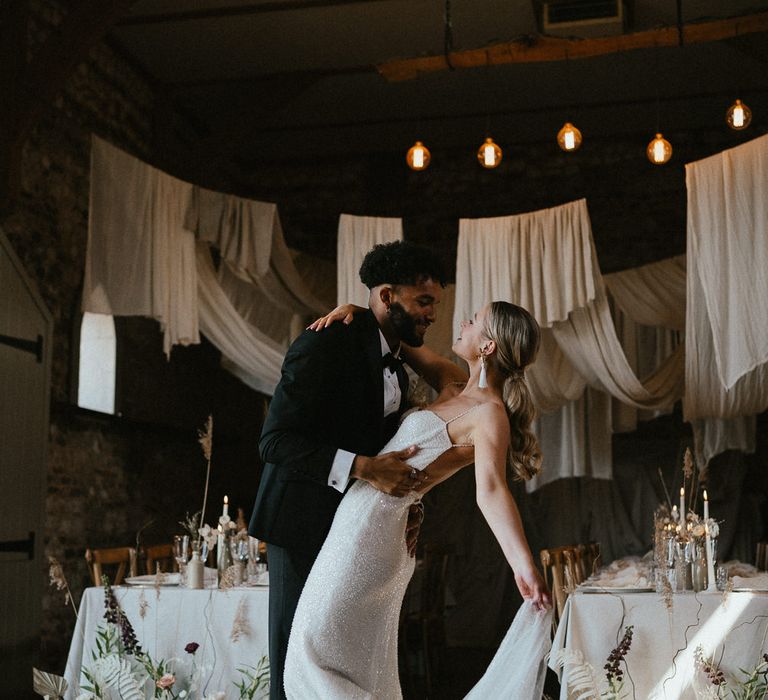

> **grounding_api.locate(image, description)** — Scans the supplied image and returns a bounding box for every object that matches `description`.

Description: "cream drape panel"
[185,186,328,347]
[686,134,768,392]
[685,134,768,420]
[196,243,284,395]
[455,199,685,489]
[84,135,325,395]
[456,202,597,328]
[605,255,686,331]
[604,256,684,433]
[336,214,402,306]
[84,136,199,356]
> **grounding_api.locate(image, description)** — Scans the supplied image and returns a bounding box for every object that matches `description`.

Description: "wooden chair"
[85,546,138,586]
[540,545,581,630]
[144,543,176,575]
[756,542,768,570]
[399,543,453,698]
[578,542,602,579]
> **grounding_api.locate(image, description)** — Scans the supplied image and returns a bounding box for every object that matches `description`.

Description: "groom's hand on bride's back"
[351,446,425,497]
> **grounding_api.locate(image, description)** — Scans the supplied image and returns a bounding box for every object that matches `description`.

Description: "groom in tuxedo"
[249,240,447,700]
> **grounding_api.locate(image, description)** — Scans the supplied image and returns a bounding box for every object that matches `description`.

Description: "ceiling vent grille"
[542,0,625,37]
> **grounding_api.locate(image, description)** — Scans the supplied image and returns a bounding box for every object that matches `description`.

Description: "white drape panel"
[336,214,402,306]
[455,199,688,489]
[84,135,198,356]
[605,256,684,431]
[185,186,327,347]
[551,291,684,410]
[456,200,597,328]
[197,243,284,395]
[605,255,686,331]
[84,136,327,395]
[685,134,768,424]
[686,134,768,390]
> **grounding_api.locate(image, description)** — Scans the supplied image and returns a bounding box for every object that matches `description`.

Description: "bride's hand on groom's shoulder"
[307,304,363,331]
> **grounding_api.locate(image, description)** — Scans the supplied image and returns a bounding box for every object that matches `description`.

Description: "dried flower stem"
[48,556,79,619]
[197,414,214,540]
[658,468,673,510]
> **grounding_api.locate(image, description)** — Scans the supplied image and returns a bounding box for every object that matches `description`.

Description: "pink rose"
[156,673,176,689]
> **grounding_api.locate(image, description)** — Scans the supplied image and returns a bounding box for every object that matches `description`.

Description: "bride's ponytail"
[484,302,543,481]
[504,374,541,480]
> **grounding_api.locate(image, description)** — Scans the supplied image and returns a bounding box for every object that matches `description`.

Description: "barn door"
[0,229,52,697]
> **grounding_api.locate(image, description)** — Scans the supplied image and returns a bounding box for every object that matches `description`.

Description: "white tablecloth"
[64,585,269,699]
[550,589,768,699]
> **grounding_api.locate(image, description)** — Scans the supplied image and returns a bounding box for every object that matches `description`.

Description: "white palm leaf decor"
[32,668,68,699]
[552,647,605,699]
[92,655,146,700]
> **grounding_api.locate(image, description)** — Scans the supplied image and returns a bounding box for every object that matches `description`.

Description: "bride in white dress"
[284,301,552,699]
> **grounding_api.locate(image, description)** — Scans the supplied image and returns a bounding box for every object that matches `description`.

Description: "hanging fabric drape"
[454,199,686,489]
[84,135,199,356]
[185,185,328,347]
[604,256,684,433]
[196,243,284,395]
[336,214,402,306]
[685,134,768,419]
[84,135,326,395]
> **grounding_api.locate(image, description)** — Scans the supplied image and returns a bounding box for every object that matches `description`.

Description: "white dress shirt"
[327,330,402,492]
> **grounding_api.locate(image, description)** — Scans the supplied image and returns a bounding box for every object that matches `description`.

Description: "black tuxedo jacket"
[249,310,406,554]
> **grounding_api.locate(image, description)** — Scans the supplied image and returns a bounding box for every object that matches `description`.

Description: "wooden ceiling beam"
[117,0,399,26]
[376,11,768,82]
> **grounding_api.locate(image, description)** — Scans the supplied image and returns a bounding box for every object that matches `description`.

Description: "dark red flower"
[185,641,200,654]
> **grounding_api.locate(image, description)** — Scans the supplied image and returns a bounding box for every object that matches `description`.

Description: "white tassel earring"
[478,353,488,389]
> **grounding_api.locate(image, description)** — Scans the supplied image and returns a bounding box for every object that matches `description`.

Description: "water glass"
[174,534,189,583]
[716,565,728,591]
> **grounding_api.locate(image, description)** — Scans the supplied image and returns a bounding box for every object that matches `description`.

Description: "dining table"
[549,585,768,700]
[63,579,270,699]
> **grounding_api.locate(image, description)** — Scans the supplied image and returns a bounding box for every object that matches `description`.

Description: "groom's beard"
[389,302,428,347]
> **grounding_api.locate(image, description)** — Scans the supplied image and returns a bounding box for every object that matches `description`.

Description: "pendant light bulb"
[406,141,431,171]
[557,122,582,152]
[477,137,502,169]
[726,99,752,130]
[646,133,672,165]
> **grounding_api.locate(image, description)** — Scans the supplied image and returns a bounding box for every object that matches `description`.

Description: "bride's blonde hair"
[483,301,542,480]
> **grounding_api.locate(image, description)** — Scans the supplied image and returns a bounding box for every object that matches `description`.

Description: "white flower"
[198,524,217,550]
[706,519,719,538]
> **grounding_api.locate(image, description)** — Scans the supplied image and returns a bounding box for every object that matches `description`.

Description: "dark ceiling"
[106,1,768,165]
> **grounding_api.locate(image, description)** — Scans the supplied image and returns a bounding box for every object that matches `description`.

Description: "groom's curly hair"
[359,240,447,289]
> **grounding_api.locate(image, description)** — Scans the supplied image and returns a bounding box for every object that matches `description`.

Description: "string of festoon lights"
[405,98,753,171]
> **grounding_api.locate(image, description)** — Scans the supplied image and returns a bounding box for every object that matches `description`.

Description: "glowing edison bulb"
[477,137,502,169]
[646,133,672,165]
[406,141,430,171]
[726,99,752,130]
[557,122,582,152]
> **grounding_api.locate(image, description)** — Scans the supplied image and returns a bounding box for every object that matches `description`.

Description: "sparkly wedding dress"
[284,408,552,700]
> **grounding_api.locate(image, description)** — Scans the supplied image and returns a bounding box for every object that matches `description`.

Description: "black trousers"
[267,542,320,700]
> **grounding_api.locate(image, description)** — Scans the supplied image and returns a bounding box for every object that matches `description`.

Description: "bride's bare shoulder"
[470,400,511,435]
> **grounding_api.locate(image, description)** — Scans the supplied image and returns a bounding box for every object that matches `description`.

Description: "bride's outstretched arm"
[473,405,551,611]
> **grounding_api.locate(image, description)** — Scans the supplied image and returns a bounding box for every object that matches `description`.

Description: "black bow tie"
[382,352,404,373]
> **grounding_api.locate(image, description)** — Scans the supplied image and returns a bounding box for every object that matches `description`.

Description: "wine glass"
[229,537,249,586]
[248,536,268,584]
[174,535,189,581]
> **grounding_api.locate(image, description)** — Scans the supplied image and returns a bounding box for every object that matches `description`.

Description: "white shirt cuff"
[328,449,356,492]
